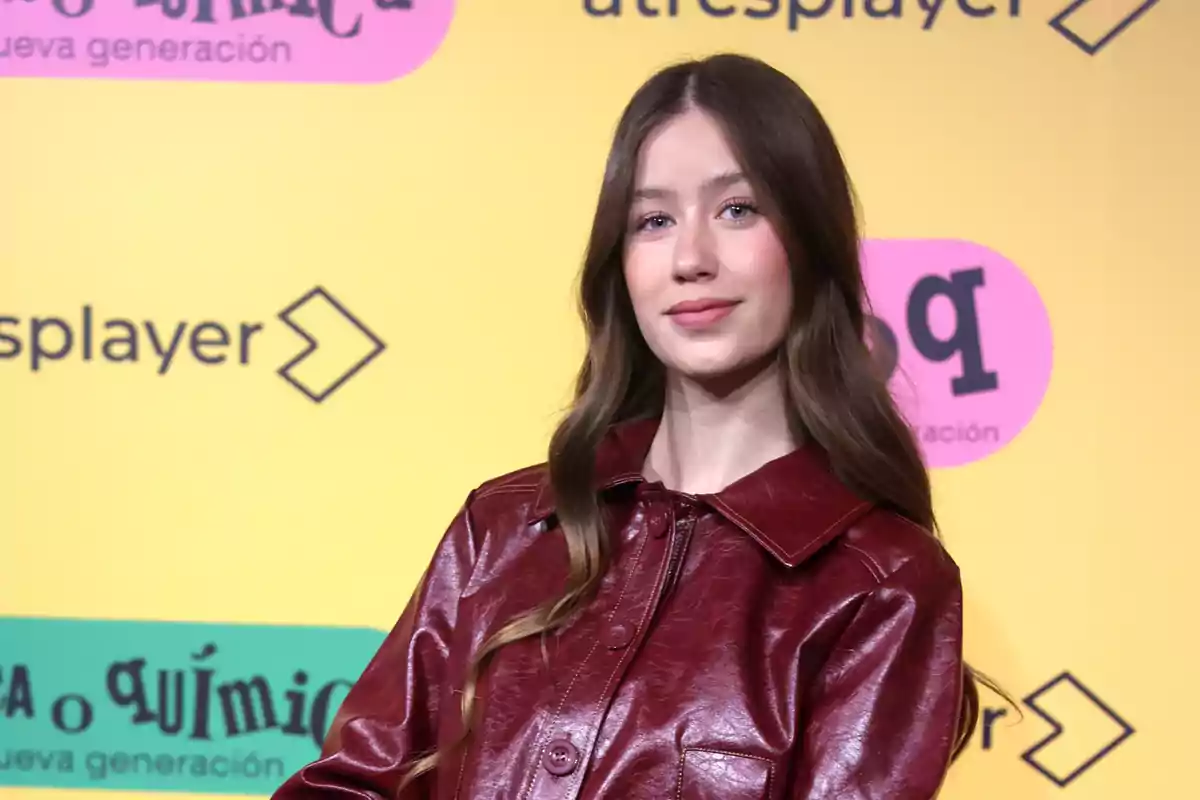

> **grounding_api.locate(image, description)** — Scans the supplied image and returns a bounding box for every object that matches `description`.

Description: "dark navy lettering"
[581,0,1021,27]
[0,309,263,373]
[907,267,999,396]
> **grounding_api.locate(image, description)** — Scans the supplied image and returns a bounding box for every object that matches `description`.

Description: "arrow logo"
[1049,0,1161,55]
[277,287,386,403]
[1020,671,1134,787]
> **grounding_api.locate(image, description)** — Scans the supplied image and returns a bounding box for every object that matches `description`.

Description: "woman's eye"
[720,202,758,221]
[636,214,672,232]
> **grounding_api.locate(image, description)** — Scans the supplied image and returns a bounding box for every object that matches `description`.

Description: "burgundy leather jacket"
[273,418,967,799]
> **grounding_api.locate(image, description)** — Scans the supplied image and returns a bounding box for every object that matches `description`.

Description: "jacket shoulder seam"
[839,542,886,584]
[469,460,547,499]
[842,508,953,585]
[473,481,541,502]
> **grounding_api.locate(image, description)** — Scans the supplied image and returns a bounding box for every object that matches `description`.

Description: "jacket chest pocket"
[676,748,774,800]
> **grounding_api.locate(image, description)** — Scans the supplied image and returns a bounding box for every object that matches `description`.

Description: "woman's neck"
[643,359,799,495]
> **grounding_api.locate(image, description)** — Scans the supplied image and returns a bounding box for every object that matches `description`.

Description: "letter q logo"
[862,239,1054,468]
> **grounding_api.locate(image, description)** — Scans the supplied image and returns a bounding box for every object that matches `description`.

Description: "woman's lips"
[665,299,740,329]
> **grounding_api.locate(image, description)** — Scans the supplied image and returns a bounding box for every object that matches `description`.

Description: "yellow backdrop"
[3,0,1197,798]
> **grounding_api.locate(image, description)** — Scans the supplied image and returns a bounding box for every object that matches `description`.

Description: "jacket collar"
[528,417,873,568]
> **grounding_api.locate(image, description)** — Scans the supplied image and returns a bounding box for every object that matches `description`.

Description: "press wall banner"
[3,1,1195,798]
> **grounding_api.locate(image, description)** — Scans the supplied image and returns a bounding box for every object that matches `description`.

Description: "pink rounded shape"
[0,0,455,83]
[861,238,1054,468]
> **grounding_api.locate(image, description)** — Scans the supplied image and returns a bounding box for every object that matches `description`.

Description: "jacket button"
[542,738,580,776]
[604,622,634,650]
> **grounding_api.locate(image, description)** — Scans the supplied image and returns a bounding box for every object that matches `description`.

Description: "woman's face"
[623,107,793,385]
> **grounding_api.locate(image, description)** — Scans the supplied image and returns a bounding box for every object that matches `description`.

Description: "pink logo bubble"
[861,238,1054,469]
[0,0,455,83]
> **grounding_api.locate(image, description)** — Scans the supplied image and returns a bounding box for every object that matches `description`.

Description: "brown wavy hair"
[395,52,1008,794]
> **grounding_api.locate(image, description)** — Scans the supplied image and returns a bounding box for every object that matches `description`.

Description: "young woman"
[273,53,984,799]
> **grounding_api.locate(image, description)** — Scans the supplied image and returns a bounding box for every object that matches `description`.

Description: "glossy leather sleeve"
[790,556,965,800]
[271,495,479,800]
